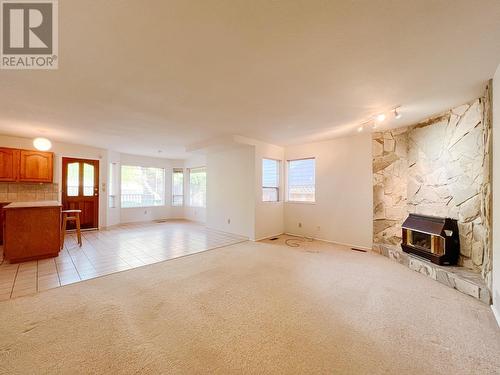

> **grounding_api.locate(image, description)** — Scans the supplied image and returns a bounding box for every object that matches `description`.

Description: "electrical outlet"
[317,226,321,231]
[227,218,231,224]
[298,222,302,228]
[144,210,147,215]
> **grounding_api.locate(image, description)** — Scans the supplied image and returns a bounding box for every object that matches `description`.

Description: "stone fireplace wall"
[373,85,492,286]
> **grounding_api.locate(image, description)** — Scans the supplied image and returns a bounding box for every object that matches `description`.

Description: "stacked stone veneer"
[373,86,492,287]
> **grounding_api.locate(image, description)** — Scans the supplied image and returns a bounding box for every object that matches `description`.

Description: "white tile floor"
[0,220,246,301]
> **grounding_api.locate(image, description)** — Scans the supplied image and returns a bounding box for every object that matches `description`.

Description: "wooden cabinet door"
[0,148,19,182]
[19,150,54,182]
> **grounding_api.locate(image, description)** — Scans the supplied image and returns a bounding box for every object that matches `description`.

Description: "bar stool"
[61,209,82,249]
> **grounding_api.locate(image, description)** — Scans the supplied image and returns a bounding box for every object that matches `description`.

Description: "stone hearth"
[374,243,491,304]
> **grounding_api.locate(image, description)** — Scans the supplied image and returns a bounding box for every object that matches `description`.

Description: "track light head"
[394,108,402,119]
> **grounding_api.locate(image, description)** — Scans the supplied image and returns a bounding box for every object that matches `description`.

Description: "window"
[66,162,79,196]
[172,168,184,206]
[287,158,315,202]
[262,158,280,202]
[189,167,206,207]
[83,163,94,196]
[121,165,165,208]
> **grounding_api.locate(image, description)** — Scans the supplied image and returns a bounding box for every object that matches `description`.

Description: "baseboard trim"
[254,233,285,242]
[284,232,371,251]
[103,218,192,228]
[492,305,500,328]
[205,226,249,240]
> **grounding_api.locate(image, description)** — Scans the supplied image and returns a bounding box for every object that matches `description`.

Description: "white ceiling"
[1,0,500,158]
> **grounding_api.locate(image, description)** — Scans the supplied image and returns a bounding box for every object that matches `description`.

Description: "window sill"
[121,205,166,209]
[285,201,316,205]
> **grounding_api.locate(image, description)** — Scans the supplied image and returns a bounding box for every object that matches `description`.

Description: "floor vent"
[351,248,367,253]
[155,219,169,223]
[269,237,279,241]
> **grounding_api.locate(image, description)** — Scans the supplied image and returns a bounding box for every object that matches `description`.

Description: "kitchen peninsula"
[3,201,61,263]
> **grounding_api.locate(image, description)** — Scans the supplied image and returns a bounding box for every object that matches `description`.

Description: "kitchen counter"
[3,201,61,263]
[4,200,61,209]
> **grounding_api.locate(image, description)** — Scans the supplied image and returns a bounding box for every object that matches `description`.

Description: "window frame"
[188,166,207,208]
[262,158,280,203]
[120,165,166,209]
[286,157,316,204]
[172,167,184,207]
[108,162,119,209]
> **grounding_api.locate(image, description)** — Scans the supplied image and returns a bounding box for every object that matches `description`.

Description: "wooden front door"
[62,158,99,229]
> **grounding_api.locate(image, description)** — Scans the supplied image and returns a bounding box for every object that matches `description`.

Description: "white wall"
[0,135,109,228]
[284,134,373,249]
[206,146,255,239]
[119,153,184,224]
[492,68,500,326]
[183,154,207,223]
[106,150,121,227]
[254,142,285,240]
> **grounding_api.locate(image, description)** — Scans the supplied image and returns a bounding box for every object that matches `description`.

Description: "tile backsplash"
[0,183,59,202]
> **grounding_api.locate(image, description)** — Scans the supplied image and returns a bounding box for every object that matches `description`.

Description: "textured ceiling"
[1,0,500,158]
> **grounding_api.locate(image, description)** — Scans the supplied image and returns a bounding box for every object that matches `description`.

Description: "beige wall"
[284,134,373,249]
[206,146,255,239]
[492,67,500,325]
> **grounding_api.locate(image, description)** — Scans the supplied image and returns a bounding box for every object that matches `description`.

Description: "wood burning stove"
[401,214,459,265]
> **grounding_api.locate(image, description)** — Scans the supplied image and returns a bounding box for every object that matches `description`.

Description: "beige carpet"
[0,239,499,374]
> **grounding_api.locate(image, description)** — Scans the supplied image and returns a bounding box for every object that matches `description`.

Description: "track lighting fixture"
[353,106,402,133]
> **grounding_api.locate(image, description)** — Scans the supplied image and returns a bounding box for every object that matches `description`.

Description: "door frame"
[61,157,100,230]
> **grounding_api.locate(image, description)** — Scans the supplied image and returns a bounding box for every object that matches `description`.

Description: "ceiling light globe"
[33,137,52,151]
[376,114,386,122]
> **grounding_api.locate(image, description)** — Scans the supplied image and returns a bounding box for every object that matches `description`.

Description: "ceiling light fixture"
[353,106,402,133]
[33,137,52,151]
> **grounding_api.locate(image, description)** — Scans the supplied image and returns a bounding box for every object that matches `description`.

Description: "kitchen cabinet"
[0,148,19,182]
[19,150,53,182]
[0,147,53,183]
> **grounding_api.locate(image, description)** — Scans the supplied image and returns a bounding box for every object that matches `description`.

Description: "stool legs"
[61,214,67,249]
[61,211,83,248]
[76,214,82,247]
